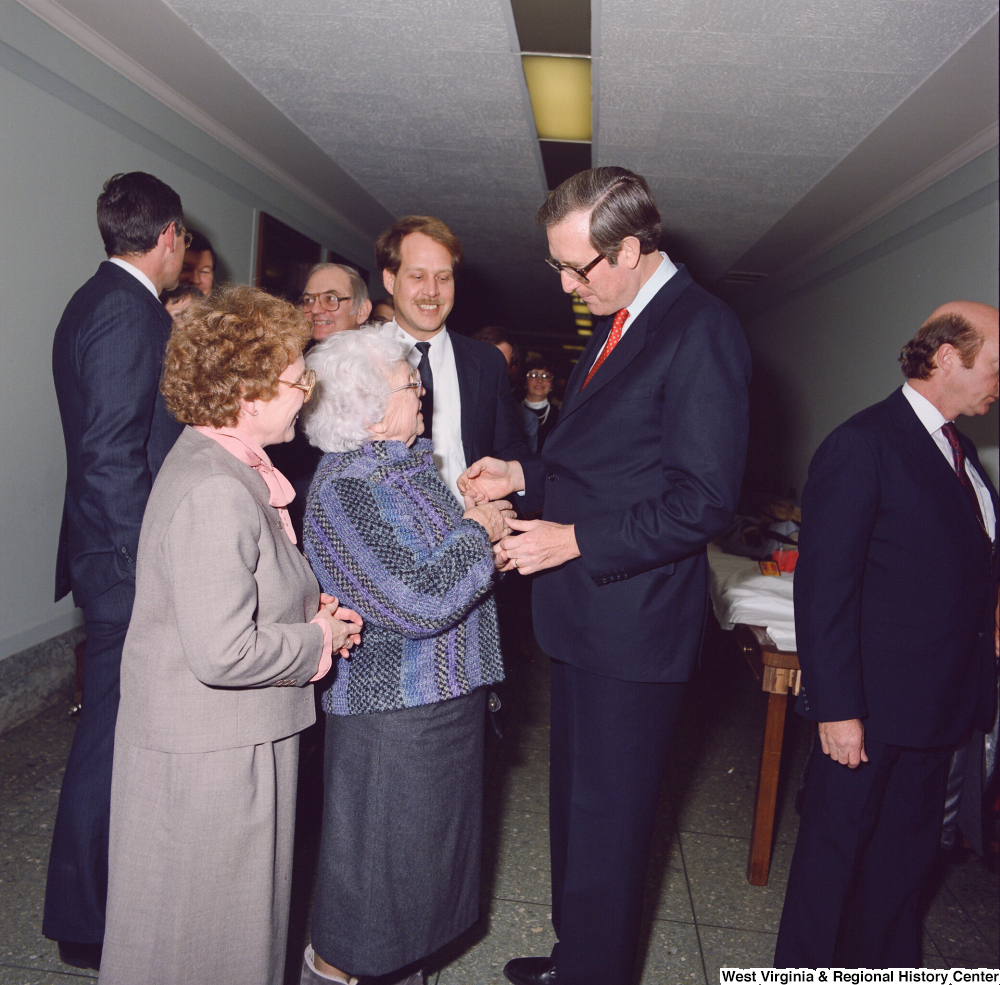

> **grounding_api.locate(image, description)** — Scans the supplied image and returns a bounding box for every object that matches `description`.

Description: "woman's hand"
[463,500,516,544]
[317,594,363,656]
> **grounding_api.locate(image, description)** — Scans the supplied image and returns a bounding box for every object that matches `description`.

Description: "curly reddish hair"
[162,285,312,427]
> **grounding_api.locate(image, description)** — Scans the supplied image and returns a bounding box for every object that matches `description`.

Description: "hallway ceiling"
[20,0,999,342]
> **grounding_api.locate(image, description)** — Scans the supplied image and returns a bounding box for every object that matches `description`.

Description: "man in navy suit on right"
[47,172,186,967]
[775,301,999,969]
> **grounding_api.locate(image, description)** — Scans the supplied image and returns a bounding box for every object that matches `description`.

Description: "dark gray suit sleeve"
[76,291,166,574]
[793,425,878,724]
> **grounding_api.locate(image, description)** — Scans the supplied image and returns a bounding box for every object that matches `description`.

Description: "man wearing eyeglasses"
[459,167,751,985]
[300,261,372,341]
[269,262,374,542]
[375,215,528,504]
[48,172,187,968]
[179,229,216,296]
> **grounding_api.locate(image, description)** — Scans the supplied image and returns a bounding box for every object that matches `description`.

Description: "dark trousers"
[547,658,685,985]
[43,579,133,943]
[774,738,952,969]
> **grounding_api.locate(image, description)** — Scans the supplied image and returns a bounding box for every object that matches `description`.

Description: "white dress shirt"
[902,382,996,540]
[392,321,466,504]
[109,257,160,299]
[587,251,678,372]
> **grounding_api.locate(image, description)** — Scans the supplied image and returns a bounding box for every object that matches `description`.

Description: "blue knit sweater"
[304,438,504,715]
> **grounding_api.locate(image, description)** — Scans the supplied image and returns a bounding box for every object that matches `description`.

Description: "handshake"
[457,457,581,575]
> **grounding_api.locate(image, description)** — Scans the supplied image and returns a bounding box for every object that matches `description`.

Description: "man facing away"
[47,171,187,968]
[459,167,751,985]
[774,301,999,969]
[375,215,527,504]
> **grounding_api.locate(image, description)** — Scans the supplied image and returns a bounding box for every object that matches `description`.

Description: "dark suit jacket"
[794,387,999,748]
[521,265,751,683]
[53,261,183,606]
[450,332,529,466]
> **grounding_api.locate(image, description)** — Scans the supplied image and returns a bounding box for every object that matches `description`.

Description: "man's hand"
[818,719,868,768]
[497,517,580,575]
[458,457,524,505]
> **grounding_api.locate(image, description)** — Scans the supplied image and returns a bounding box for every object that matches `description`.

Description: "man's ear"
[935,343,958,376]
[356,298,373,325]
[382,268,396,296]
[619,236,642,269]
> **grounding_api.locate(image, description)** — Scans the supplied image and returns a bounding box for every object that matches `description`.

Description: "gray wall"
[0,2,383,662]
[741,148,999,502]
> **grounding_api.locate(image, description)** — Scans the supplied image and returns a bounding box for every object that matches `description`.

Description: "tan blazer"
[116,427,323,753]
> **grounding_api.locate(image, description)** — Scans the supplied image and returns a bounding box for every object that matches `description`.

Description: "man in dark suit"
[774,301,999,969]
[459,168,751,985]
[47,172,186,966]
[375,215,527,504]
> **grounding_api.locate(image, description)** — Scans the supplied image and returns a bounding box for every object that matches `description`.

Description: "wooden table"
[733,624,802,886]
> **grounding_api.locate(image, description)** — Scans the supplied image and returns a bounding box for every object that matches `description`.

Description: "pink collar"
[193,426,297,544]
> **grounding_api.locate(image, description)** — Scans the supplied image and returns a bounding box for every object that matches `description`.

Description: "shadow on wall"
[743,356,803,503]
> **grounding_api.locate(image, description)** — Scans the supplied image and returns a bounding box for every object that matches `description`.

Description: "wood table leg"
[747,687,789,886]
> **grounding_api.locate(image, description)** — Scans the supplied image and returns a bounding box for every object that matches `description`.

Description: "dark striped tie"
[940,421,987,534]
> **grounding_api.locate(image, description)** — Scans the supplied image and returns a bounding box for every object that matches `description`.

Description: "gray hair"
[303,322,410,453]
[304,262,369,308]
[535,167,661,262]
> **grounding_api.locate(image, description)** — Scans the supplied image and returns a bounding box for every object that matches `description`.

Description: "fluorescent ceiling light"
[522,55,591,141]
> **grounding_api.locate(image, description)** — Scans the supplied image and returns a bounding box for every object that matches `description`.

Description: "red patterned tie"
[941,421,987,534]
[582,308,629,389]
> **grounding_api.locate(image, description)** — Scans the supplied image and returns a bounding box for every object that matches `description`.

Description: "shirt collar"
[108,257,160,299]
[623,251,678,323]
[902,381,949,435]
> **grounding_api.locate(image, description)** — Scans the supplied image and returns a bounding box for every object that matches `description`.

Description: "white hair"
[303,323,410,453]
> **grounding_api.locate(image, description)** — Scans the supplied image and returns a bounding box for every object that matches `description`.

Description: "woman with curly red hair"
[99,286,361,985]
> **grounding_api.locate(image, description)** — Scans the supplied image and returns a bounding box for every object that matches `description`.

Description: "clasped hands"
[458,457,581,575]
[316,593,363,658]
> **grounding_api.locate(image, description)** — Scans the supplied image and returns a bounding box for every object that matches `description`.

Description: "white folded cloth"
[706,543,797,651]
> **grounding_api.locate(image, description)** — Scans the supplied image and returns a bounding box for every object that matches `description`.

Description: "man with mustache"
[376,216,527,503]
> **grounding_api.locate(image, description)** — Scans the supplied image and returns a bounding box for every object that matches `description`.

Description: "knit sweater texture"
[304,438,504,715]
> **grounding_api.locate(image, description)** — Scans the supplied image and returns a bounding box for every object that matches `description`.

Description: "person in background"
[98,286,361,985]
[300,262,372,341]
[179,229,215,295]
[522,359,560,453]
[47,171,187,970]
[298,324,512,985]
[774,301,998,970]
[370,295,395,323]
[270,261,372,540]
[159,280,201,319]
[474,325,523,390]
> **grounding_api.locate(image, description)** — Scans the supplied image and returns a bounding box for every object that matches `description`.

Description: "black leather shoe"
[503,956,556,985]
[58,941,102,970]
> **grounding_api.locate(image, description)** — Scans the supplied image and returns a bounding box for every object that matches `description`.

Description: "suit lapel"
[451,332,478,463]
[888,388,993,539]
[557,266,693,427]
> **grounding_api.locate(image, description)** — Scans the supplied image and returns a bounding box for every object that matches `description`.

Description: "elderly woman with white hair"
[298,323,512,985]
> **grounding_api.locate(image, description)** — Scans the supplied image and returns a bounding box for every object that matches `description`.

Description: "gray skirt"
[99,735,299,985]
[311,688,487,977]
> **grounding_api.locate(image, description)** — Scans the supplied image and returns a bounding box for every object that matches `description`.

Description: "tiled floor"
[1,626,997,984]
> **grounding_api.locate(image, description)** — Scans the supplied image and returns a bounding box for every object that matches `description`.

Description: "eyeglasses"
[280,368,316,403]
[300,292,352,312]
[385,380,421,395]
[165,223,194,248]
[544,253,606,284]
[526,371,553,381]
